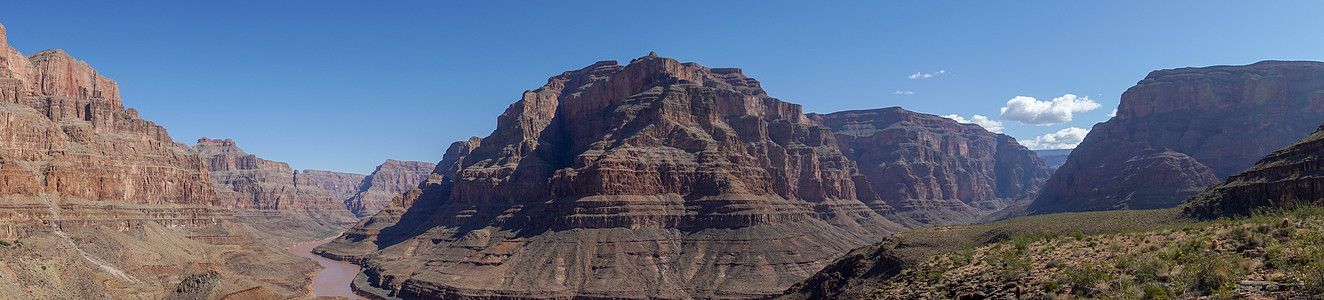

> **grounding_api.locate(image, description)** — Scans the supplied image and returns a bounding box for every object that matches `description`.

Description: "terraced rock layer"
[317,54,904,299]
[0,22,318,298]
[344,159,435,217]
[1030,61,1324,214]
[187,137,361,242]
[808,107,1051,227]
[1187,123,1324,216]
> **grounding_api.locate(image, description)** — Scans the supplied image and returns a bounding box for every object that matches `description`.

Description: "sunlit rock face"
[1030,61,1324,214]
[808,107,1051,227]
[316,54,904,299]
[0,22,319,299]
[186,137,361,239]
[344,159,435,217]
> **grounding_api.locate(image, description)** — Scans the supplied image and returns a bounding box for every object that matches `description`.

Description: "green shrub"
[1178,253,1245,295]
[1142,283,1171,300]
[993,249,1032,281]
[1059,263,1109,295]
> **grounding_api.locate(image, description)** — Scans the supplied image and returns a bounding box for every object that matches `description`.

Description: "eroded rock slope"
[808,108,1051,227]
[0,22,317,299]
[316,54,904,299]
[1030,61,1324,214]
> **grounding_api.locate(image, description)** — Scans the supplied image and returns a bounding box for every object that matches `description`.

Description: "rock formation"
[0,22,319,298]
[187,137,361,240]
[1029,61,1324,214]
[1186,123,1324,216]
[807,107,1052,227]
[1034,149,1072,171]
[344,159,436,217]
[302,169,368,200]
[316,54,904,299]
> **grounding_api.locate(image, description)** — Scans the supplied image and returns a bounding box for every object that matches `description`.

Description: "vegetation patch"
[870,206,1324,299]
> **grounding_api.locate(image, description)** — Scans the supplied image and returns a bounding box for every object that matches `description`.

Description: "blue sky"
[2,1,1322,174]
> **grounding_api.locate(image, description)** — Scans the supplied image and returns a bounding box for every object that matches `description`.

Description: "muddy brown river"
[289,236,365,299]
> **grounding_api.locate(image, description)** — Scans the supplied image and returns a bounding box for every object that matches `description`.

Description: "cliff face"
[808,107,1052,227]
[344,159,435,217]
[301,169,367,201]
[1186,123,1324,216]
[1030,61,1324,214]
[316,54,903,299]
[0,22,318,299]
[187,137,360,239]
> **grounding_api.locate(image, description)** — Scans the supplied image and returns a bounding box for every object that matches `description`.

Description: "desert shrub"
[1010,234,1036,252]
[1303,249,1324,293]
[1177,253,1245,295]
[1142,283,1172,300]
[0,241,9,247]
[1059,263,1109,295]
[1043,281,1062,293]
[993,249,1032,281]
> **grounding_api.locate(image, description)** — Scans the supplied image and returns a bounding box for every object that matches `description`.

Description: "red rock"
[343,159,435,217]
[1029,61,1324,214]
[0,22,320,298]
[187,137,360,234]
[1187,123,1324,216]
[300,169,368,201]
[317,54,903,299]
[808,107,1051,227]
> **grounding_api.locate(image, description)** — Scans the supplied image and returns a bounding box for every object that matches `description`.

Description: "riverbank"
[289,236,365,299]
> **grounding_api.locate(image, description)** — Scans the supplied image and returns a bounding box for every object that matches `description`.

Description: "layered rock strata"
[187,137,360,241]
[1030,61,1324,214]
[0,22,317,298]
[302,169,368,201]
[808,108,1051,227]
[1186,123,1324,216]
[317,54,904,299]
[344,159,436,217]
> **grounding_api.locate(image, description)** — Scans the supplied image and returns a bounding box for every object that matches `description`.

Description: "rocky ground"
[873,206,1324,299]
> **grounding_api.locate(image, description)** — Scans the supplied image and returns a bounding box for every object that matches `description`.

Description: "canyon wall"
[317,54,904,299]
[0,22,319,299]
[1030,61,1324,214]
[808,107,1051,227]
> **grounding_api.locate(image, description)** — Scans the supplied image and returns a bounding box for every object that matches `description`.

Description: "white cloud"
[907,70,946,79]
[942,114,1004,133]
[1020,127,1090,150]
[998,94,1101,125]
[894,90,915,95]
[1108,108,1118,117]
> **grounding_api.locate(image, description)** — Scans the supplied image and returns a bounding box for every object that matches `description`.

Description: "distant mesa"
[1028,61,1324,215]
[343,159,435,217]
[808,107,1052,227]
[1034,148,1072,171]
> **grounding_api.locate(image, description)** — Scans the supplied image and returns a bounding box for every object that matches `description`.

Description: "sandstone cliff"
[316,54,904,299]
[0,22,319,298]
[808,107,1051,227]
[344,159,435,217]
[1186,123,1324,216]
[1029,61,1324,214]
[302,169,368,201]
[187,137,360,240]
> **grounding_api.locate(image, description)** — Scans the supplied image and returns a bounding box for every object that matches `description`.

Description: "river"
[289,235,365,299]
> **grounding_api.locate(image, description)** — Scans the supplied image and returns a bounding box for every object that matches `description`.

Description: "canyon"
[808,107,1051,227]
[313,53,1055,299]
[0,22,319,298]
[1027,61,1324,214]
[1186,122,1324,216]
